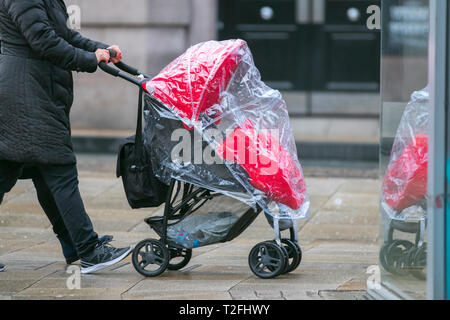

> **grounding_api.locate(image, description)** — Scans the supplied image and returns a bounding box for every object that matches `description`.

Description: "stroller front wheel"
[132,239,169,277]
[248,241,287,279]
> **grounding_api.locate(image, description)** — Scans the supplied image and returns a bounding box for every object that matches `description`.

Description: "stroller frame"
[133,178,301,278]
[99,51,303,279]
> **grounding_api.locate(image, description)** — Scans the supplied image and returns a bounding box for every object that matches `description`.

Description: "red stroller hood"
[217,120,306,210]
[143,39,310,219]
[144,40,247,130]
[382,134,428,212]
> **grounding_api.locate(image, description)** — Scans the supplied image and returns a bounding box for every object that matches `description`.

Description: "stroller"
[100,40,310,279]
[380,88,428,280]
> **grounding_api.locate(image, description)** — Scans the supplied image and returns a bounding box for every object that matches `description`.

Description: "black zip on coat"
[0,0,109,165]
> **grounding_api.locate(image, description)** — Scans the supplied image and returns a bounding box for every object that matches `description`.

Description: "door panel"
[232,0,296,25]
[314,0,381,91]
[219,0,302,90]
[238,31,299,90]
[325,31,380,90]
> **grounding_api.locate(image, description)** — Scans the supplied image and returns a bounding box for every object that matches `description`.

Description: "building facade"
[68,0,380,132]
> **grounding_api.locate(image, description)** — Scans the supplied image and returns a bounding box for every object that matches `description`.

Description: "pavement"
[0,153,381,300]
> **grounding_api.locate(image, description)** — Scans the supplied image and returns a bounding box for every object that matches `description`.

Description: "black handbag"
[116,88,169,209]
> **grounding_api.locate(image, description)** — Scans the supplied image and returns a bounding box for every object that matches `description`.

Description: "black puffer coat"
[0,0,109,164]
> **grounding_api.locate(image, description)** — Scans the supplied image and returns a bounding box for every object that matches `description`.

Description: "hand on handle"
[95,49,110,64]
[107,45,122,64]
[97,44,148,83]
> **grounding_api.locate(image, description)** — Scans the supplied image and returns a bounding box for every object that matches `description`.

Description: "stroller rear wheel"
[167,247,192,271]
[248,241,287,279]
[280,239,302,274]
[268,239,302,274]
[132,239,169,277]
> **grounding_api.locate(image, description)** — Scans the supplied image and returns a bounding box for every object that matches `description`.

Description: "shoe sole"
[81,247,132,274]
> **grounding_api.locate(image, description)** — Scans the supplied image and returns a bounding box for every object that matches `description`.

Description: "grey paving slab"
[304,178,347,197]
[13,288,125,300]
[0,213,51,229]
[0,227,55,242]
[123,290,232,300]
[78,177,118,201]
[90,218,142,234]
[321,192,379,213]
[300,224,379,242]
[318,290,367,300]
[338,179,381,195]
[309,209,379,226]
[125,278,243,295]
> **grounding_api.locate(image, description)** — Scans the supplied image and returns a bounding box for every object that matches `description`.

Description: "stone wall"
[65,0,218,131]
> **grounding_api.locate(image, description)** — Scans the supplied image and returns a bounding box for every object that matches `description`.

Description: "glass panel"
[447,123,450,297]
[446,4,450,297]
[379,0,429,299]
[447,73,450,299]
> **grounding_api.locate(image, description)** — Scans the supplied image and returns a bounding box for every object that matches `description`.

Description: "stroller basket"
[145,180,260,249]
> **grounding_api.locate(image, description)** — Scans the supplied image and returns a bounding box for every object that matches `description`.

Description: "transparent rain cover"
[142,39,309,219]
[381,87,429,221]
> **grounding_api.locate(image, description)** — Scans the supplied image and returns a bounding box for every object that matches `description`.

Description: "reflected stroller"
[380,88,428,280]
[100,40,310,279]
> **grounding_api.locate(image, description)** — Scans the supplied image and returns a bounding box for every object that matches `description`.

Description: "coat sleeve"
[68,29,110,52]
[4,0,98,73]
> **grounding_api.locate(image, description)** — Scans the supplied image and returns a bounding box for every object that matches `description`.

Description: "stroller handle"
[98,49,150,87]
[108,49,143,77]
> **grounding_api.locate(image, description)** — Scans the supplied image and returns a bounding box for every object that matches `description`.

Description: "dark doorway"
[218,0,381,116]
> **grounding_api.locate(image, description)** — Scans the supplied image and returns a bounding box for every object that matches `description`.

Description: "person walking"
[0,0,131,274]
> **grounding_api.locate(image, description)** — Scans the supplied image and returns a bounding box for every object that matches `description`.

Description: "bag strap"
[134,88,145,164]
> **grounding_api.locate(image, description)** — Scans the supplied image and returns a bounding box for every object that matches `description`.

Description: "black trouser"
[0,160,98,256]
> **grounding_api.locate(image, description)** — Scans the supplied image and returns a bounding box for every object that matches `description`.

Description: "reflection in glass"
[379,0,429,299]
